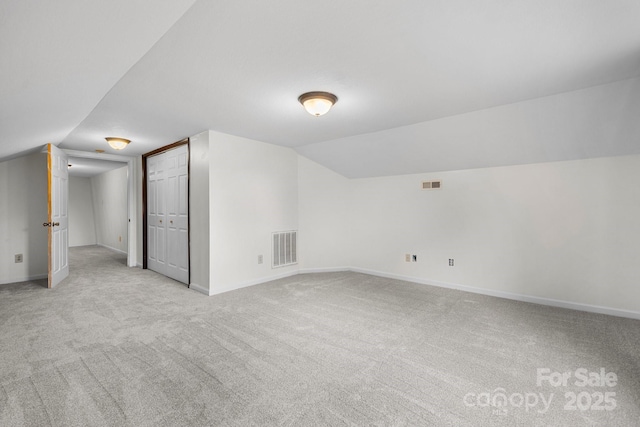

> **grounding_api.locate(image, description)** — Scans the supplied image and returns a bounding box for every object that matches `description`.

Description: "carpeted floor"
[0,245,638,426]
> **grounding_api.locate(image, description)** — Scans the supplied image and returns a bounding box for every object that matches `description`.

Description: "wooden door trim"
[45,144,70,288]
[142,138,190,286]
[46,144,53,288]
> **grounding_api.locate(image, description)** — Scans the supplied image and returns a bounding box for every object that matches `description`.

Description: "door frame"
[63,149,138,268]
[141,138,190,283]
[46,143,70,288]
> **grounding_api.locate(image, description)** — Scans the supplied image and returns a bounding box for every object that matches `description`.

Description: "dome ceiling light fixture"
[105,137,131,150]
[298,91,338,117]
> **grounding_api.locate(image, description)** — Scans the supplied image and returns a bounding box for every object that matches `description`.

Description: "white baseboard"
[350,267,640,320]
[0,274,48,285]
[70,242,97,248]
[98,244,127,255]
[209,270,300,296]
[190,265,640,320]
[298,266,351,274]
[189,283,210,296]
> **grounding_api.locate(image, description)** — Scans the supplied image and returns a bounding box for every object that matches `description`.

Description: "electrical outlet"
[15,254,23,263]
[412,255,417,262]
[258,255,263,264]
[118,236,122,242]
[449,259,454,266]
[405,254,411,262]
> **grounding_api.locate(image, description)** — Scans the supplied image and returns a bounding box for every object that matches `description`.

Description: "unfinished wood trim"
[143,138,189,158]
[47,144,53,288]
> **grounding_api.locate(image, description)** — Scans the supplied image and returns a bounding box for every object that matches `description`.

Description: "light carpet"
[0,245,638,426]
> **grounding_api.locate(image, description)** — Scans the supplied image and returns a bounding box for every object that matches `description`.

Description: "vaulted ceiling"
[2,0,640,178]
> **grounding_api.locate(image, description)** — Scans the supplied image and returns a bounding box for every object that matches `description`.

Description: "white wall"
[208,130,299,294]
[298,156,352,271]
[68,176,97,247]
[91,165,128,253]
[162,129,639,319]
[189,131,210,294]
[331,155,640,315]
[0,152,48,284]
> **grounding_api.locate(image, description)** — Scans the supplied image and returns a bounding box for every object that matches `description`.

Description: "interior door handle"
[43,222,51,227]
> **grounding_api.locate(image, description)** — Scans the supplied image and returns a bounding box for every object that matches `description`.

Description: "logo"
[463,368,618,416]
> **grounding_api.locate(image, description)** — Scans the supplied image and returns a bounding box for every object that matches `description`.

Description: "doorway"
[63,149,138,267]
[67,157,128,254]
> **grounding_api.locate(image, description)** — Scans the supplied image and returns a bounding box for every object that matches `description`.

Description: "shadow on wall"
[26,152,49,279]
[32,279,48,289]
[90,165,128,254]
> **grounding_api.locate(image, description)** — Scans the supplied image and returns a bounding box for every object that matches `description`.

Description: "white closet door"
[147,153,167,275]
[147,144,189,284]
[165,145,189,283]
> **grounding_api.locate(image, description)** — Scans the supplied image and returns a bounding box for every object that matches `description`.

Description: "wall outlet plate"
[405,254,411,262]
[15,254,23,263]
[258,255,263,264]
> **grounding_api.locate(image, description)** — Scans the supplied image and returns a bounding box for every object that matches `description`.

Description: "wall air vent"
[422,180,442,190]
[272,231,297,268]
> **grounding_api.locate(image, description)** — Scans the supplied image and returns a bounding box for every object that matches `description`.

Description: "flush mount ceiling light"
[298,91,338,116]
[105,137,130,150]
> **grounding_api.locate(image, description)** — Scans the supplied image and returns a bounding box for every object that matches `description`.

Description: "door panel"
[157,225,166,264]
[178,229,189,271]
[149,225,157,261]
[164,144,188,283]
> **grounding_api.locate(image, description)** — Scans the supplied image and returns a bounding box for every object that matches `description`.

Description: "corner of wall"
[189,131,211,294]
[206,130,299,294]
[297,155,353,271]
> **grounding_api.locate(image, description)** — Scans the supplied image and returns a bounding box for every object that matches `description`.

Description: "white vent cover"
[422,180,442,190]
[272,231,297,268]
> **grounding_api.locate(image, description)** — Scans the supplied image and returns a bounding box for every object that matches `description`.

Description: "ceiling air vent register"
[422,180,442,190]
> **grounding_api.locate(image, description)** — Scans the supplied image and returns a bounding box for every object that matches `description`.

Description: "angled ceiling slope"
[0,0,197,161]
[67,156,127,178]
[3,0,640,178]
